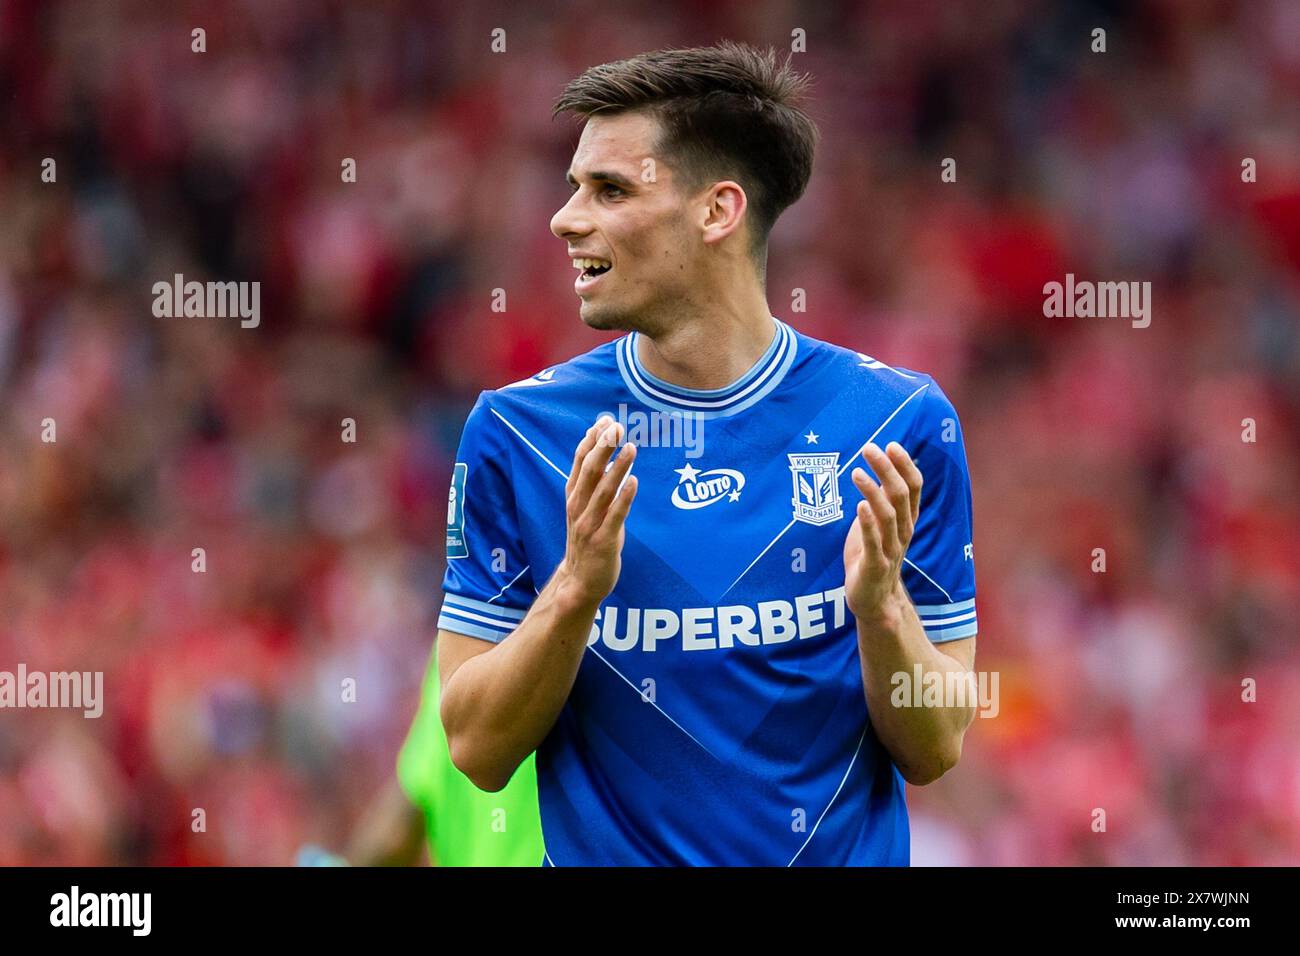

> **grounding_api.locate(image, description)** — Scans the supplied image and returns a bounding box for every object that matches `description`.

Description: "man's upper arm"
[437,628,496,697]
[937,635,976,672]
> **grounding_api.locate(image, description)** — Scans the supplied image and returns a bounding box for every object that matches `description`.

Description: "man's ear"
[700,181,748,246]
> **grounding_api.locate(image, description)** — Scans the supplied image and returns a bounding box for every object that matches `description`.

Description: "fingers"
[566,418,606,498]
[851,467,893,561]
[567,415,640,543]
[559,418,638,604]
[567,417,622,519]
[852,496,885,563]
[585,440,637,526]
[861,442,921,544]
[602,473,638,533]
[887,442,923,525]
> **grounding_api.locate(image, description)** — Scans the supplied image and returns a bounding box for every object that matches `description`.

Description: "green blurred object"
[397,649,545,866]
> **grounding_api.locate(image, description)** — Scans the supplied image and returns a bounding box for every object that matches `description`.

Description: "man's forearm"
[856,580,975,785]
[440,564,599,791]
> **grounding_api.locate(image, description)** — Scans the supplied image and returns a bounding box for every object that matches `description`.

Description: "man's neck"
[634,293,777,391]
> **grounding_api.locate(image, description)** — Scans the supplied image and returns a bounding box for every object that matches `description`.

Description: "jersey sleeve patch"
[439,392,537,642]
[446,462,469,559]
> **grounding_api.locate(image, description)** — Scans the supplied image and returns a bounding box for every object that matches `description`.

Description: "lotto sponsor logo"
[670,462,744,510]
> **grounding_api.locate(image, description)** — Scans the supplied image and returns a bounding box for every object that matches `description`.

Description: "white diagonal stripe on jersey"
[903,557,953,602]
[586,645,720,761]
[835,383,930,478]
[722,384,931,598]
[788,723,868,866]
[484,566,531,605]
[489,407,569,481]
[720,518,797,598]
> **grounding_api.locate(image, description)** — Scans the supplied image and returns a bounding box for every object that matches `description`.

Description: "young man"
[436,42,979,865]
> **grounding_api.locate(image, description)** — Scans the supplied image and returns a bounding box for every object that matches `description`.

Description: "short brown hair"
[554,41,818,258]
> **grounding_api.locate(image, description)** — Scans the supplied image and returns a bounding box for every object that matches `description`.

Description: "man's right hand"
[555,415,638,608]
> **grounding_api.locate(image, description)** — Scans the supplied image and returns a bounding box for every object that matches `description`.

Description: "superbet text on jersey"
[438,317,977,865]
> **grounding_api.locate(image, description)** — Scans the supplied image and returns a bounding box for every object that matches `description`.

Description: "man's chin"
[578,302,633,332]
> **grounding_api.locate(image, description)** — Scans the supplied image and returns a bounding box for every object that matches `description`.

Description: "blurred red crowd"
[0,0,1297,864]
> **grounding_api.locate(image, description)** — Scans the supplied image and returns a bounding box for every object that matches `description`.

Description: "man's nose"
[550,191,591,240]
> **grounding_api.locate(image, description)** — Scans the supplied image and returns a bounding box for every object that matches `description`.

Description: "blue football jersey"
[437,317,977,865]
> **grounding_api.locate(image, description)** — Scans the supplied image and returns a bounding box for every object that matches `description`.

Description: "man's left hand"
[843,441,923,621]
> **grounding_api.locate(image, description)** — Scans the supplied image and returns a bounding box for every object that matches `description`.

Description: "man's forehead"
[566,112,664,178]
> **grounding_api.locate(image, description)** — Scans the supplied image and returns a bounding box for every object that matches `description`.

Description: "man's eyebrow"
[566,169,636,188]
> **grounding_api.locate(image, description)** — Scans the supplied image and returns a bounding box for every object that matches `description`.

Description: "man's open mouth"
[574,257,612,280]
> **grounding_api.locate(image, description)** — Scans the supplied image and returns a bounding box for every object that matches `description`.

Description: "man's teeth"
[573,257,612,271]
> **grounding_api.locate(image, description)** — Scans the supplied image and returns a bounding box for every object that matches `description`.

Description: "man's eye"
[601,184,625,198]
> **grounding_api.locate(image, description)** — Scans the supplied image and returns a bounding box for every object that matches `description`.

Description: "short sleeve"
[437,393,537,642]
[900,380,978,643]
